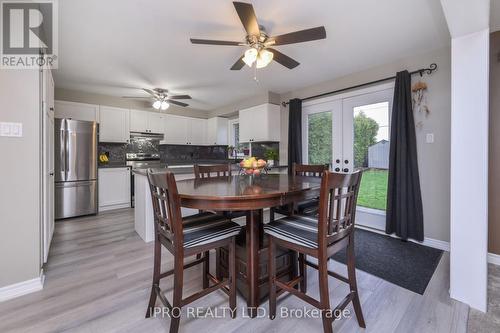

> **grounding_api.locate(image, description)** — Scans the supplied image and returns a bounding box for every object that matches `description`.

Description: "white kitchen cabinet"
[148,112,165,134]
[55,100,99,122]
[239,103,281,142]
[206,117,228,145]
[163,114,189,144]
[129,110,149,132]
[98,167,131,211]
[188,118,207,145]
[130,110,166,134]
[162,115,207,145]
[99,106,130,143]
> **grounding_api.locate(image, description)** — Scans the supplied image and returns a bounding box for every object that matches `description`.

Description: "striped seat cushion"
[264,215,319,249]
[182,212,241,248]
[297,199,320,216]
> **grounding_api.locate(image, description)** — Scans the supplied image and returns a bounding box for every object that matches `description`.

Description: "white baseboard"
[355,225,450,251]
[0,272,45,302]
[488,252,500,266]
[355,225,500,266]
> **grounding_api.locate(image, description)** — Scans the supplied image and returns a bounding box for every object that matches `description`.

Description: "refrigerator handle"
[59,122,67,179]
[63,119,69,181]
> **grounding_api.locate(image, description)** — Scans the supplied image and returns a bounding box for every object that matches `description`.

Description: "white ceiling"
[55,0,450,111]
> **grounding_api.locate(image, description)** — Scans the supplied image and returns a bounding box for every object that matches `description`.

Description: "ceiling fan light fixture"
[152,100,162,109]
[160,101,170,110]
[243,48,258,67]
[256,49,273,68]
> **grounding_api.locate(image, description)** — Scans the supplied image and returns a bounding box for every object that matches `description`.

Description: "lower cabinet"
[98,167,131,211]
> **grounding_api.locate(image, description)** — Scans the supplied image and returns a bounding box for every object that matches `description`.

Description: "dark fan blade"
[230,55,245,70]
[272,26,326,45]
[168,95,191,100]
[167,100,189,107]
[268,48,300,69]
[142,88,158,97]
[233,2,260,36]
[190,38,242,46]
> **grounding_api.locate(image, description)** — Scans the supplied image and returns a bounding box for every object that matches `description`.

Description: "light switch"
[426,133,434,144]
[0,122,22,137]
[0,122,11,136]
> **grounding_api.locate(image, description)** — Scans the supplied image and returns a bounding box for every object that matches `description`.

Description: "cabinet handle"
[49,107,54,111]
[343,168,349,172]
[334,167,340,172]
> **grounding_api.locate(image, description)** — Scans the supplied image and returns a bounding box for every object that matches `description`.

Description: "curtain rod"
[281,63,437,107]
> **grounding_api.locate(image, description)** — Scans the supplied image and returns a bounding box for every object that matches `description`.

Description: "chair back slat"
[317,170,363,247]
[147,170,184,247]
[292,163,329,177]
[194,164,232,179]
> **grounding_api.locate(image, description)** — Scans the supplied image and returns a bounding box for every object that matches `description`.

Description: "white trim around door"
[0,272,45,302]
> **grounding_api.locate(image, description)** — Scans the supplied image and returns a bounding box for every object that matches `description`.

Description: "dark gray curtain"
[288,98,302,173]
[385,71,424,241]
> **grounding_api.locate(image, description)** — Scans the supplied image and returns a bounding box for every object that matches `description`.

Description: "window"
[307,111,332,165]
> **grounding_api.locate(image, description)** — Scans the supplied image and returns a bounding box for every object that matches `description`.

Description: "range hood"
[130,131,164,140]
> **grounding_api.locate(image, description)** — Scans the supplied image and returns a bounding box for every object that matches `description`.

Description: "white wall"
[0,70,42,288]
[449,29,489,312]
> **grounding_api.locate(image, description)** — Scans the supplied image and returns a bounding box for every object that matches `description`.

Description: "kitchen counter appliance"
[126,153,165,207]
[55,119,98,219]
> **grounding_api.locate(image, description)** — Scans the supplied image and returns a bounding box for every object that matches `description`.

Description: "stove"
[126,153,165,207]
[126,153,164,170]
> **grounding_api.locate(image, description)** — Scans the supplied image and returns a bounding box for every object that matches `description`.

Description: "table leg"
[246,209,263,317]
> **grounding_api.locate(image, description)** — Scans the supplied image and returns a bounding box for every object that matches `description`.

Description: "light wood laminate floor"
[0,209,469,333]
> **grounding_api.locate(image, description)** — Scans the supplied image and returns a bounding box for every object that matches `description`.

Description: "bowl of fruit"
[239,157,267,176]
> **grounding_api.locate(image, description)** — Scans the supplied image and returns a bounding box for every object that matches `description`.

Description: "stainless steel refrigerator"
[55,119,98,219]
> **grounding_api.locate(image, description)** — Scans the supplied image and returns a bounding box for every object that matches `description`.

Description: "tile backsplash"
[98,139,228,164]
[159,144,228,163]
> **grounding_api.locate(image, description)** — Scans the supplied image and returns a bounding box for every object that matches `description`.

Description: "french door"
[302,84,393,230]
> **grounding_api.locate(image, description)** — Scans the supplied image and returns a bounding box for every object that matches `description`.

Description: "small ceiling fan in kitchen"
[190,1,326,70]
[122,88,191,110]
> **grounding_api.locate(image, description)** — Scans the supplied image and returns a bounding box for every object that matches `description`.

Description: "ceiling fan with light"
[122,88,191,110]
[190,1,326,70]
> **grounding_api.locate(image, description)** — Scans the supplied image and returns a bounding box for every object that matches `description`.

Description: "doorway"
[302,83,393,230]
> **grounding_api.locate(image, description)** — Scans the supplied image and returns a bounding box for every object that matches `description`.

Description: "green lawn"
[357,169,388,211]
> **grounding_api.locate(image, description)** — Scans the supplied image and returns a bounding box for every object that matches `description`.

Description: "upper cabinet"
[130,110,164,133]
[162,115,207,145]
[206,117,228,145]
[99,106,130,143]
[55,100,99,122]
[163,114,189,144]
[188,118,207,145]
[239,103,281,142]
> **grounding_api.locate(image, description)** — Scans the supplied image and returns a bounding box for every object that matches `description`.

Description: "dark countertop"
[133,163,288,176]
[98,162,129,169]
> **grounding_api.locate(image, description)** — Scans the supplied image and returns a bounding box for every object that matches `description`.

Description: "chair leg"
[229,238,237,318]
[268,237,277,319]
[318,257,333,333]
[145,237,161,318]
[203,251,210,289]
[215,248,223,280]
[299,253,307,293]
[269,207,275,222]
[347,236,366,328]
[170,256,184,333]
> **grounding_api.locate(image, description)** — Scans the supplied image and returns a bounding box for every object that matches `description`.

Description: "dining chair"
[265,170,365,333]
[194,163,246,218]
[145,169,241,333]
[269,163,329,221]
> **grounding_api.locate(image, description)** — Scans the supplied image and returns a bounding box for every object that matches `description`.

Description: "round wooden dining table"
[175,173,322,317]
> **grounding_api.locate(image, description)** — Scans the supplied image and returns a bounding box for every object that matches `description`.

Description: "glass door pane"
[342,88,393,224]
[307,111,332,164]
